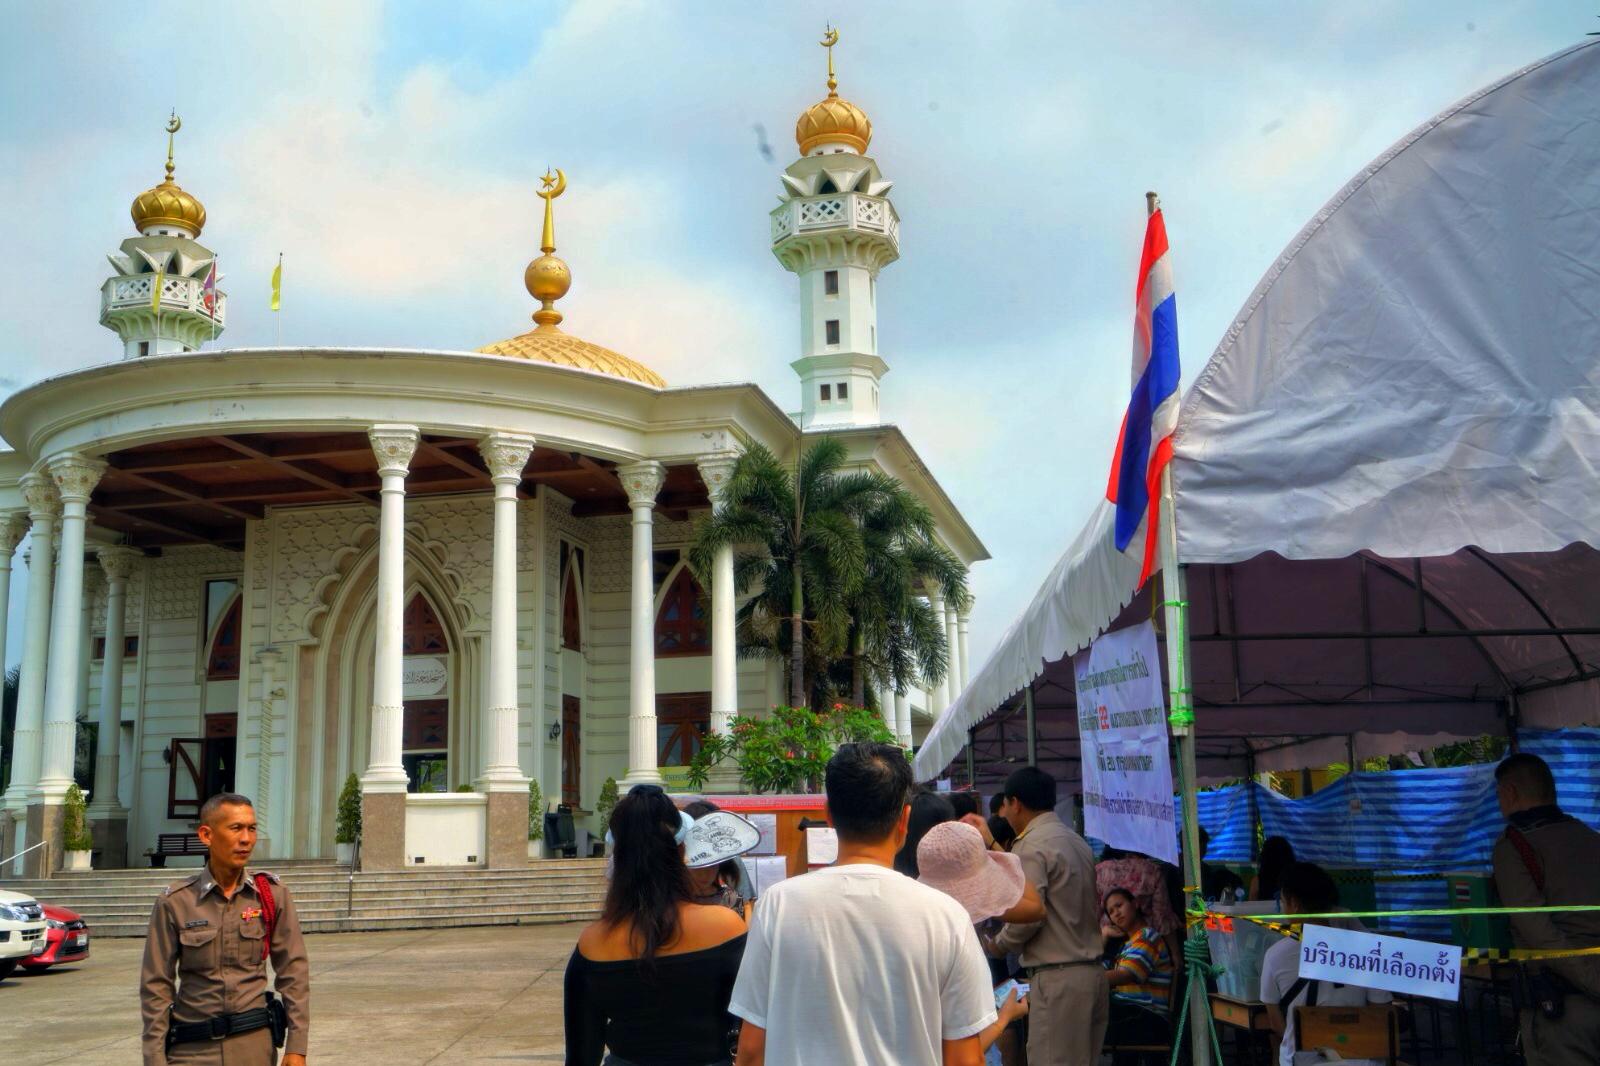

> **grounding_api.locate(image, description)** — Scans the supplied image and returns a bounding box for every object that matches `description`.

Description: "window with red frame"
[654,568,709,657]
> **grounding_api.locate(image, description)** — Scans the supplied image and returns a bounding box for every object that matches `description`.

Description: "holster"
[267,992,288,1049]
[1517,967,1571,1021]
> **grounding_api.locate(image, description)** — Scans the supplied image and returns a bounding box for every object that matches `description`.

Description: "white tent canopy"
[917,40,1600,782]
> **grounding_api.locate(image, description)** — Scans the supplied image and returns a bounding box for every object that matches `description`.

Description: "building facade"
[0,39,986,875]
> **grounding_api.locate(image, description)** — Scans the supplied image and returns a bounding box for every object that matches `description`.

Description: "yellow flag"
[270,256,282,311]
[151,267,165,314]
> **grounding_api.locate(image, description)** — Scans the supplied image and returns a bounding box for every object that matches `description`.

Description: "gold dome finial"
[131,111,207,236]
[821,25,839,96]
[796,27,872,155]
[525,168,572,330]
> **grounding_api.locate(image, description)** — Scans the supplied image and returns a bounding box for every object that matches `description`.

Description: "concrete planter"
[528,840,545,859]
[335,842,354,865]
[64,849,93,872]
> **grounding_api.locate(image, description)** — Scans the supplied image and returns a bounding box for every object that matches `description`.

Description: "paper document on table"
[804,826,838,865]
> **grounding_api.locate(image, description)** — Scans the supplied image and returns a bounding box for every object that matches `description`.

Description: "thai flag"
[1105,204,1180,587]
[202,260,218,317]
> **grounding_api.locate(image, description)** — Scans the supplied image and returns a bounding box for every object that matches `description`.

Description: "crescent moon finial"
[538,168,566,254]
[164,111,182,181]
[820,26,840,94]
[538,167,567,202]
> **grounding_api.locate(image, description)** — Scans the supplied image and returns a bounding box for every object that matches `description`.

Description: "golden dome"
[477,329,666,388]
[478,168,666,388]
[797,95,872,155]
[796,26,872,155]
[131,114,206,236]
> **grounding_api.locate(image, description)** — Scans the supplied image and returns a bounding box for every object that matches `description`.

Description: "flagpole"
[1148,190,1211,1066]
[274,252,283,346]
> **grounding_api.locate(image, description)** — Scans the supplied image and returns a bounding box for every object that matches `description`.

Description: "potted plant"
[335,773,361,865]
[527,779,545,858]
[62,784,94,871]
[686,704,894,794]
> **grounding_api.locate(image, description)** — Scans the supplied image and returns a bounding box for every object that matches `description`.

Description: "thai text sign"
[1299,923,1462,1001]
[1074,621,1176,865]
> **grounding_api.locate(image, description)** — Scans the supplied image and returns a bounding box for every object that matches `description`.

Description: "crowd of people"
[560,748,1600,1066]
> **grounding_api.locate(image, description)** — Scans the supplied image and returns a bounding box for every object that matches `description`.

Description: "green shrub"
[528,779,544,841]
[454,784,474,793]
[63,784,94,852]
[335,773,361,844]
[595,777,620,833]
[687,704,895,794]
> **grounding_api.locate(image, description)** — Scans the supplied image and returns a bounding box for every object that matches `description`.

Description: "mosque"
[0,34,986,875]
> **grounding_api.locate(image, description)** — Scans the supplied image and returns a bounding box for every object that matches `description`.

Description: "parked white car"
[0,888,49,981]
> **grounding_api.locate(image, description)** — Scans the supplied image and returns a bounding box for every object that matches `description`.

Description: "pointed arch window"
[205,596,242,681]
[401,594,448,655]
[655,567,710,657]
[562,569,582,651]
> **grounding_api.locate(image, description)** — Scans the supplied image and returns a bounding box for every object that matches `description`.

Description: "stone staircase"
[0,858,608,937]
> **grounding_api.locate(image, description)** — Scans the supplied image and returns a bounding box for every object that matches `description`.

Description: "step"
[85,907,602,938]
[48,892,609,922]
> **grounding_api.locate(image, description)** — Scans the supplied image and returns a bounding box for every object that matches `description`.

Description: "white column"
[958,606,972,690]
[927,590,948,720]
[893,690,912,748]
[362,425,419,792]
[620,460,666,787]
[697,453,739,737]
[476,432,535,791]
[945,603,962,706]
[88,546,137,817]
[0,512,26,808]
[35,453,105,802]
[3,479,58,817]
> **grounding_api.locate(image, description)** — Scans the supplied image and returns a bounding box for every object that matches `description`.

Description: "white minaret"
[101,114,226,358]
[772,29,899,430]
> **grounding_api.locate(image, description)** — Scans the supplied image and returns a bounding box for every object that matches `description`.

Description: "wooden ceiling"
[91,432,709,550]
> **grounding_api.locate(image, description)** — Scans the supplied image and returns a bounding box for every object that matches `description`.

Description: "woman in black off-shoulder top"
[563,785,746,1066]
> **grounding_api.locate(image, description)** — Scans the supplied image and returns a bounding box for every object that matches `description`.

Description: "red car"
[21,904,89,969]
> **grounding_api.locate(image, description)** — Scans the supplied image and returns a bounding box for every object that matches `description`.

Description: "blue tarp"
[1188,729,1600,937]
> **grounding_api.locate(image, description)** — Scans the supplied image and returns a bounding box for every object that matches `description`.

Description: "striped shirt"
[1111,926,1173,1010]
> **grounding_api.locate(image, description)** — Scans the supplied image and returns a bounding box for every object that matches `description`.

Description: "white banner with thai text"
[1299,923,1462,1001]
[1075,620,1177,865]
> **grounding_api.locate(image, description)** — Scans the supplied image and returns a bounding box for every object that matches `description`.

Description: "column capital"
[19,471,61,520]
[478,432,536,485]
[695,451,740,510]
[0,510,29,554]
[368,424,421,477]
[619,460,666,508]
[96,544,142,583]
[45,452,107,504]
[254,646,283,668]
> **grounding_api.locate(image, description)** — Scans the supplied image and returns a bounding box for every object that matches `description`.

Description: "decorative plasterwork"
[270,507,376,643]
[96,545,142,583]
[46,453,107,504]
[478,432,536,484]
[587,511,697,594]
[695,451,740,511]
[147,545,242,621]
[368,424,420,478]
[0,511,29,554]
[408,496,494,630]
[618,460,666,508]
[19,472,61,520]
[91,565,145,629]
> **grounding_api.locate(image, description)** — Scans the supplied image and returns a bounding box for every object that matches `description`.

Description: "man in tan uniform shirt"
[1491,754,1600,1066]
[141,792,310,1065]
[989,767,1108,1066]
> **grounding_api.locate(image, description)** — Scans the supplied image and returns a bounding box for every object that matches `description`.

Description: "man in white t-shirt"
[731,743,997,1066]
[1259,862,1392,1066]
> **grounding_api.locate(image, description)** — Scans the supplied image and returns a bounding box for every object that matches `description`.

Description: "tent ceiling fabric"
[916,41,1600,781]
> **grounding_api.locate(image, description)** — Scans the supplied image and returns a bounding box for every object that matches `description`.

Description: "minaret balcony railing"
[771,192,900,248]
[101,273,228,328]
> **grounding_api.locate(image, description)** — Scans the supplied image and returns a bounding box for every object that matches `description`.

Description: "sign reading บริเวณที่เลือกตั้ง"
[1074,620,1177,865]
[1298,923,1462,1001]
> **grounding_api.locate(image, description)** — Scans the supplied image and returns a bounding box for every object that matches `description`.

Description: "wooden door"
[656,693,711,767]
[167,738,204,820]
[561,696,581,807]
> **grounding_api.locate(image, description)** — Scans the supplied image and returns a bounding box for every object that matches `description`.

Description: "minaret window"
[825,319,840,345]
[837,382,850,400]
[824,270,839,296]
[819,177,839,194]
[138,342,150,357]
[820,384,832,402]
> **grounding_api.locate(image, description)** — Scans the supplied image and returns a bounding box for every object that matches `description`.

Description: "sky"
[0,1,1592,672]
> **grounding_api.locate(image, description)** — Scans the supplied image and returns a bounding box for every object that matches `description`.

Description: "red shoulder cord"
[1506,827,1546,894]
[255,874,278,962]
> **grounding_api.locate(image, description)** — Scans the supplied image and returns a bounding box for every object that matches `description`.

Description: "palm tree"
[690,439,885,706]
[689,439,968,710]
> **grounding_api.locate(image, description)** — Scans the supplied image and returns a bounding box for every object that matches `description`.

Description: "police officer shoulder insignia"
[164,873,203,896]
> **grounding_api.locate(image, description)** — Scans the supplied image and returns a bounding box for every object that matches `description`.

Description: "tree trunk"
[851,629,866,708]
[790,563,806,707]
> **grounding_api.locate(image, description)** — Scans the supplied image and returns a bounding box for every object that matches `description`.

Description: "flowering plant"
[686,703,895,794]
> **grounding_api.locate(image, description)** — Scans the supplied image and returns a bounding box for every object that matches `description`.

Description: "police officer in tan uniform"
[141,792,310,1065]
[1491,754,1600,1066]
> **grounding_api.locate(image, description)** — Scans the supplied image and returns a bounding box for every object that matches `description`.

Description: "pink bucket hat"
[917,821,1026,922]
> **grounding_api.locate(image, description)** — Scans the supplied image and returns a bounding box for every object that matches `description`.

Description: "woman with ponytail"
[564,785,747,1066]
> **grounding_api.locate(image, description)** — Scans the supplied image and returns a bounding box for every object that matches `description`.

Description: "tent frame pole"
[1025,683,1038,767]
[1157,465,1212,1066]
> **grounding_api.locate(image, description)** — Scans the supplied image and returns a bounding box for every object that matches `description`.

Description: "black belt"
[1025,959,1101,975]
[166,1004,272,1047]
